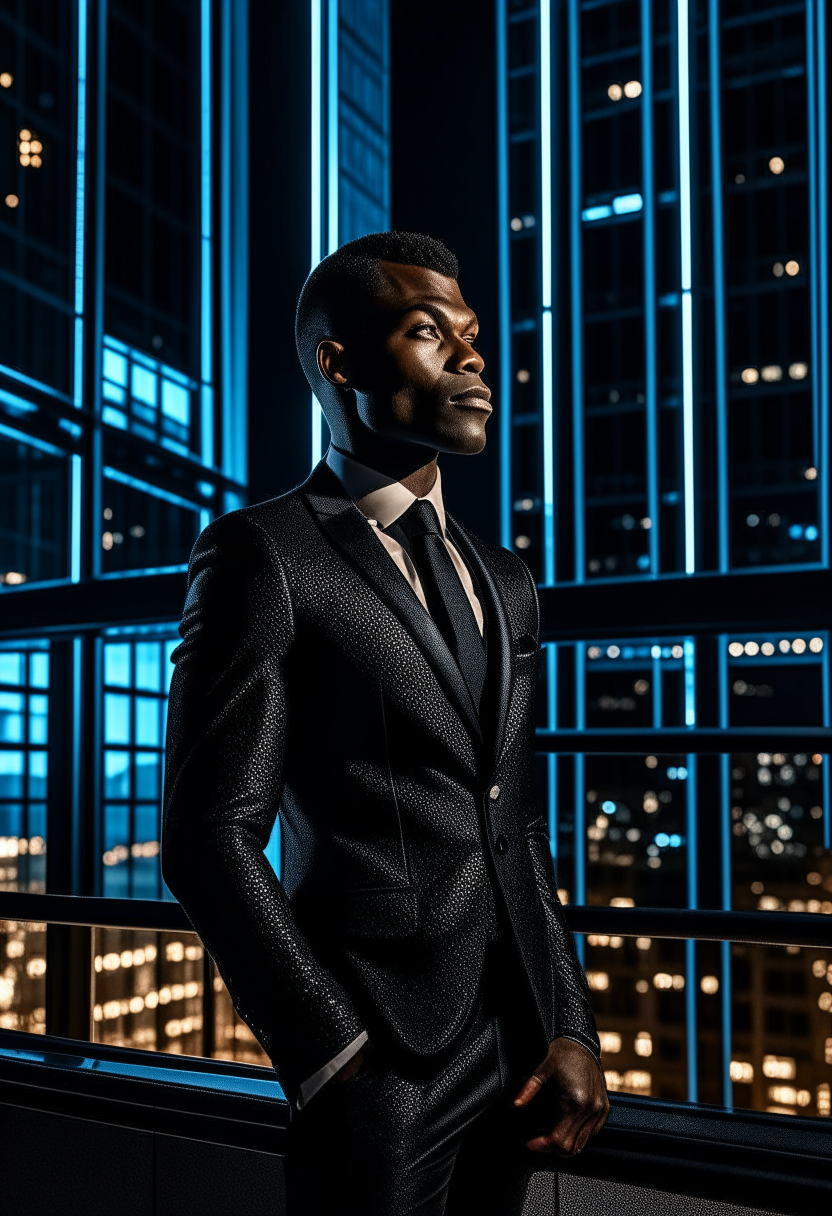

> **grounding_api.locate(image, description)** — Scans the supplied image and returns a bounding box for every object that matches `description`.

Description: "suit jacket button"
[489,784,501,801]
[494,834,509,855]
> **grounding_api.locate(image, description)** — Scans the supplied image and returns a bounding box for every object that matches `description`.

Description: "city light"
[598,1031,621,1053]
[768,155,785,174]
[730,1060,753,1083]
[634,1032,652,1057]
[607,83,623,101]
[0,72,13,87]
[4,194,19,209]
[790,362,809,380]
[586,971,610,990]
[785,259,800,276]
[700,975,719,994]
[623,80,642,98]
[763,1056,796,1079]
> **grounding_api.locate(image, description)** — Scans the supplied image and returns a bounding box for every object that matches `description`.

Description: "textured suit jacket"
[162,460,599,1100]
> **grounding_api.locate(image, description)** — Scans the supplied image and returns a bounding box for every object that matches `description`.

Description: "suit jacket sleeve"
[162,512,365,1098]
[518,559,602,1060]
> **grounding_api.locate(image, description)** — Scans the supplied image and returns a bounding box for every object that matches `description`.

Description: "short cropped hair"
[295,231,459,418]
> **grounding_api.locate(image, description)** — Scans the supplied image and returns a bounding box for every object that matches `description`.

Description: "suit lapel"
[445,517,514,770]
[301,462,483,746]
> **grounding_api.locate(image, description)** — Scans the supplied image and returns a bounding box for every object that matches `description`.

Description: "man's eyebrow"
[396,301,478,330]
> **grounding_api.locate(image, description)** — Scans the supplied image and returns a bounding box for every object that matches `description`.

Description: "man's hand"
[513,1037,609,1155]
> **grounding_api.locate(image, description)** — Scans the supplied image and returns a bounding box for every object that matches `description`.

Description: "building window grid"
[101,632,178,902]
[501,0,828,585]
[0,641,49,895]
[101,335,199,459]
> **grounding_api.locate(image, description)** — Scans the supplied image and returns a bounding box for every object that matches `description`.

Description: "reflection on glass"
[92,928,204,1055]
[100,476,201,575]
[730,752,830,914]
[211,961,270,1069]
[101,633,177,898]
[0,642,48,892]
[731,944,832,1119]
[586,935,688,1103]
[90,928,269,1068]
[0,5,75,392]
[0,920,47,1033]
[585,754,689,907]
[0,438,69,587]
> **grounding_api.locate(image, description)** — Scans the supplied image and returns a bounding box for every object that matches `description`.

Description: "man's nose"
[451,337,485,376]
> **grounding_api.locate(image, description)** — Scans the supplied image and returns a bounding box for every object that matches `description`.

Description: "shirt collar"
[326,446,447,534]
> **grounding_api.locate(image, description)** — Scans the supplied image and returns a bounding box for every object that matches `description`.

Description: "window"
[0,1,390,1077]
[498,0,830,1118]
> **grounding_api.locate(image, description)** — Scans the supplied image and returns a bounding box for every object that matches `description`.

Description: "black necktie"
[389,499,487,712]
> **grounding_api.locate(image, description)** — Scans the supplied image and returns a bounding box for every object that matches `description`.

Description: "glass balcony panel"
[731,943,832,1119]
[0,920,47,1034]
[92,928,204,1056]
[586,934,688,1103]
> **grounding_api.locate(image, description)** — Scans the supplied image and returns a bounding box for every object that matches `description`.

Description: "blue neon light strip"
[540,2,555,585]
[547,643,557,860]
[641,0,658,578]
[542,309,555,585]
[0,363,71,403]
[677,0,695,573]
[102,466,203,513]
[686,937,697,1102]
[310,0,324,466]
[327,0,339,257]
[574,643,586,913]
[0,420,66,458]
[540,0,552,310]
[71,454,82,583]
[568,0,585,583]
[74,0,88,410]
[581,193,643,222]
[717,630,733,1107]
[807,0,829,569]
[709,1,729,572]
[200,0,212,391]
[496,0,512,552]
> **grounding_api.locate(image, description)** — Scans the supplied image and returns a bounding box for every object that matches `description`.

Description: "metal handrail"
[1,892,830,949]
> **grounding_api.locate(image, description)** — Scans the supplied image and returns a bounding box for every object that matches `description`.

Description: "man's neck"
[333,441,438,499]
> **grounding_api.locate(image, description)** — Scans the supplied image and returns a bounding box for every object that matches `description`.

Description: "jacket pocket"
[335,890,418,941]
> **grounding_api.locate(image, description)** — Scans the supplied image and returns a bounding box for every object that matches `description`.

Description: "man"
[162,231,607,1214]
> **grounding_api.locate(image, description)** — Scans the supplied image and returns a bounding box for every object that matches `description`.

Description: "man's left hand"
[513,1037,609,1155]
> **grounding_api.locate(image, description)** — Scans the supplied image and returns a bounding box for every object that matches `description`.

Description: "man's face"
[329,262,492,455]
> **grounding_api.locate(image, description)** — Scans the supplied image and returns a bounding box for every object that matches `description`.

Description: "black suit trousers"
[285,950,556,1216]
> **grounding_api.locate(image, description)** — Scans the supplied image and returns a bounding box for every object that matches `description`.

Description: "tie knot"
[394,498,444,541]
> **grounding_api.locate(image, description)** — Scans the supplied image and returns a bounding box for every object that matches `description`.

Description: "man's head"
[295,231,491,460]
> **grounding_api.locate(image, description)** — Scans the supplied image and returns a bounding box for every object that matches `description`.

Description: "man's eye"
[413,324,440,338]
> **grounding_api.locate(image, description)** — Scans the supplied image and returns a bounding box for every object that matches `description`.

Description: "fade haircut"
[295,230,459,421]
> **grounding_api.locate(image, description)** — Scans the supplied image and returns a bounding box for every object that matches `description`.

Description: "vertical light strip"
[327,0,339,255]
[686,936,698,1102]
[200,0,212,391]
[547,643,558,859]
[540,1,555,584]
[641,0,659,575]
[73,0,88,410]
[817,0,829,572]
[717,631,733,1107]
[310,0,324,465]
[540,0,552,312]
[542,310,555,584]
[807,0,829,569]
[71,454,82,583]
[709,0,729,572]
[684,637,695,726]
[677,0,695,573]
[568,0,585,583]
[652,647,662,727]
[574,643,586,923]
[496,0,512,551]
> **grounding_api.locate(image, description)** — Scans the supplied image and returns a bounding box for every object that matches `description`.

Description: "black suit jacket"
[162,461,599,1100]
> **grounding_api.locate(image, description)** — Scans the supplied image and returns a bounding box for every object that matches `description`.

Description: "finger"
[513,1073,543,1107]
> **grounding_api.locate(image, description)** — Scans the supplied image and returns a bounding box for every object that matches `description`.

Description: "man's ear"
[317,339,349,387]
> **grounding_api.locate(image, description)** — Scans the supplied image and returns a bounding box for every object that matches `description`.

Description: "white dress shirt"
[296,447,485,1109]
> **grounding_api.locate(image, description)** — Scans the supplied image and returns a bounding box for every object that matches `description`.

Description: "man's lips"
[449,387,492,410]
